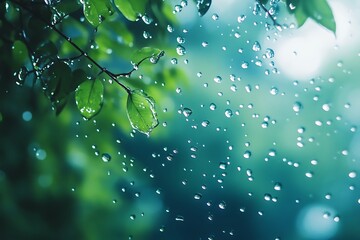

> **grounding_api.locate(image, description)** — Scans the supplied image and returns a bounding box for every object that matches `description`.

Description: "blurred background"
[1,0,360,239]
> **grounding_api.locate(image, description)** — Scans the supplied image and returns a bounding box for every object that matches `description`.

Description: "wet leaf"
[303,0,336,33]
[80,0,114,26]
[44,61,72,101]
[194,0,212,16]
[114,0,148,21]
[287,0,336,33]
[34,41,58,68]
[131,47,164,64]
[12,40,29,69]
[75,79,104,119]
[293,2,307,27]
[126,90,158,135]
[258,0,269,5]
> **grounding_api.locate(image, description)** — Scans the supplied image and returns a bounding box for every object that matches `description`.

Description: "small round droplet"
[293,102,302,112]
[264,48,275,58]
[274,183,282,191]
[176,45,186,56]
[225,109,233,118]
[101,153,111,162]
[349,171,357,178]
[252,41,261,52]
[214,76,222,83]
[194,193,202,200]
[212,14,219,20]
[243,150,251,159]
[218,201,226,209]
[183,108,192,117]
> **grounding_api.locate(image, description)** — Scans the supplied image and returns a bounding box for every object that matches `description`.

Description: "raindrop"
[252,41,261,51]
[293,102,302,112]
[180,0,188,7]
[16,66,27,86]
[322,103,331,112]
[225,109,233,118]
[209,103,217,110]
[219,162,227,170]
[264,48,275,58]
[237,15,246,23]
[274,183,282,191]
[201,120,210,127]
[305,171,313,178]
[141,15,153,24]
[194,193,202,200]
[214,76,222,83]
[212,13,219,20]
[176,45,186,55]
[173,5,182,13]
[202,41,209,47]
[183,108,192,117]
[243,150,251,159]
[101,153,111,162]
[264,193,272,201]
[349,171,357,178]
[177,36,185,44]
[218,201,226,209]
[270,87,278,95]
[171,58,178,64]
[175,215,185,221]
[241,62,249,69]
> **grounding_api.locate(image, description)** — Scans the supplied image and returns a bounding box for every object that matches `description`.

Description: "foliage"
[258,0,336,33]
[0,0,344,239]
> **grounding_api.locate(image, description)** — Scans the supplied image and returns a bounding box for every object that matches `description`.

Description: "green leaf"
[114,0,148,21]
[81,0,114,26]
[303,0,336,33]
[293,1,308,27]
[34,41,58,68]
[44,61,72,101]
[285,0,300,13]
[258,0,269,5]
[75,79,104,119]
[131,47,164,64]
[12,40,29,69]
[193,0,212,16]
[126,90,158,135]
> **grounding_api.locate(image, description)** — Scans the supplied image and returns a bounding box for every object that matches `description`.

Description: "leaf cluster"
[258,0,336,33]
[2,0,179,135]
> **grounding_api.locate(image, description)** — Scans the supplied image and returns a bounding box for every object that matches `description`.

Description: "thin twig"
[255,0,280,28]
[12,0,158,94]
